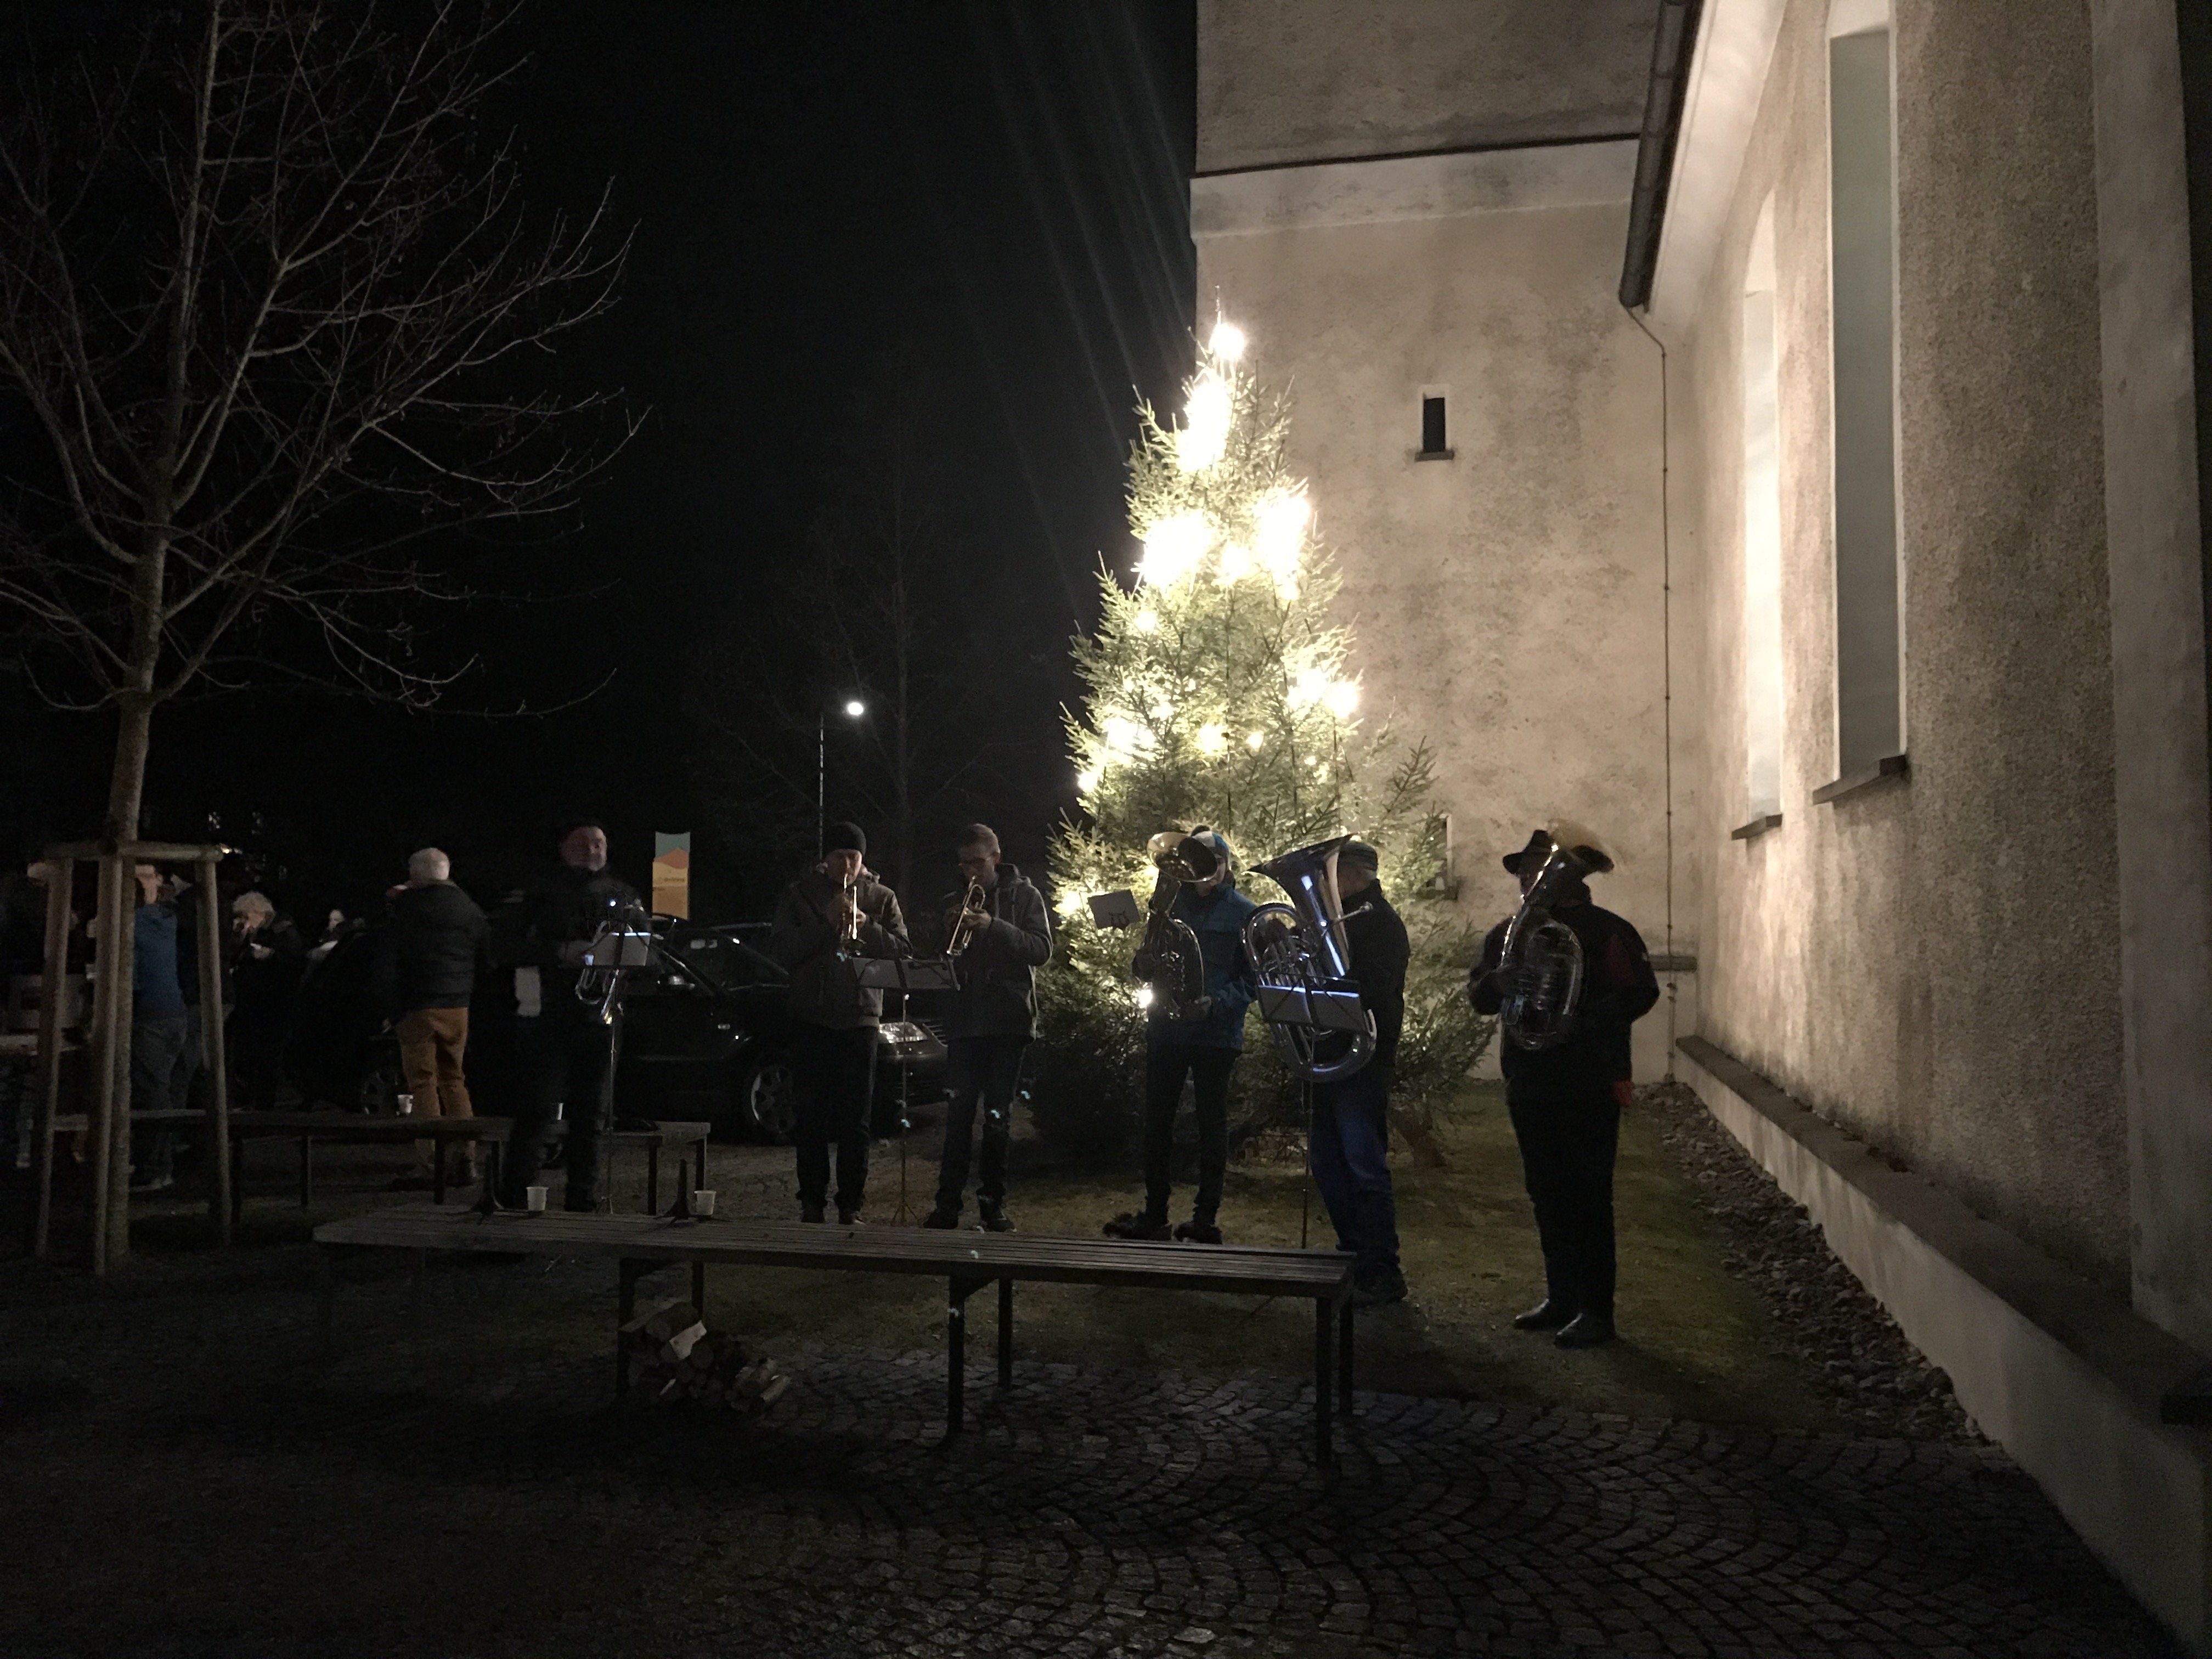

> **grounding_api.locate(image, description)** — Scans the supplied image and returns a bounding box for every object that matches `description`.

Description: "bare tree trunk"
[103,694,154,847]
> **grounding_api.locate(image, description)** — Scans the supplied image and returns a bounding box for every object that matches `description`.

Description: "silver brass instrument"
[945,876,989,957]
[575,894,653,1026]
[1133,830,1217,1020]
[1243,834,1375,1082]
[1497,835,1591,1051]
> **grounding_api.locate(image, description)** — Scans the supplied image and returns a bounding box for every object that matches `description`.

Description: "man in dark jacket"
[501,821,643,1211]
[1470,825,1660,1348]
[373,848,488,1187]
[767,820,909,1224]
[1104,828,1259,1244]
[924,823,1052,1232]
[1307,840,1412,1308]
[228,890,304,1111]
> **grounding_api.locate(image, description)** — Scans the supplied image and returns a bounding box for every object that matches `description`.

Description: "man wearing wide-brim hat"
[1469,821,1658,1348]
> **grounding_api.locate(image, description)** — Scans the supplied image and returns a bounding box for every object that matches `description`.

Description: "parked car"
[615,920,946,1142]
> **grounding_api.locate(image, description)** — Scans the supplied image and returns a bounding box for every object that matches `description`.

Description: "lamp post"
[817,697,867,855]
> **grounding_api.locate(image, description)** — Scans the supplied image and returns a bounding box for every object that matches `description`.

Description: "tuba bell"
[1242,834,1375,1082]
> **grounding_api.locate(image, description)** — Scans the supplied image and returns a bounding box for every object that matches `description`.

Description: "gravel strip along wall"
[1643,1080,1979,1443]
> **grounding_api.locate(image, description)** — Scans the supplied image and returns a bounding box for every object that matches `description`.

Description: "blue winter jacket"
[1147,882,1259,1051]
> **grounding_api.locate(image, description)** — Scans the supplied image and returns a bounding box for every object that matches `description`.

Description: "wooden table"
[313,1206,1359,1463]
[223,1114,713,1216]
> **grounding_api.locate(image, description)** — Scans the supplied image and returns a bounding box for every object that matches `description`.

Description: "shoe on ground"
[837,1208,864,1226]
[978,1207,1015,1233]
[1554,1310,1617,1349]
[1512,1298,1577,1331]
[1102,1210,1172,1240]
[1351,1267,1408,1310]
[922,1206,960,1230]
[1172,1218,1222,1244]
[800,1201,826,1224]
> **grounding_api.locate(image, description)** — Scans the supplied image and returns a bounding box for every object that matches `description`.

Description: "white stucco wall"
[1194,148,1685,1078]
[1669,0,2130,1282]
[1196,0,1656,176]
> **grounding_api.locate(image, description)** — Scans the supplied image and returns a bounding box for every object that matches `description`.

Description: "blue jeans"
[1309,1066,1401,1278]
[130,1014,194,1183]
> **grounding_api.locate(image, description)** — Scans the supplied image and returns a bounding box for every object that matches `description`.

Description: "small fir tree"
[1034,324,1490,1151]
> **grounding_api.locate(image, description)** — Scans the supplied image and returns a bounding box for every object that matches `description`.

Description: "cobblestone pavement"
[0,1246,2179,1659]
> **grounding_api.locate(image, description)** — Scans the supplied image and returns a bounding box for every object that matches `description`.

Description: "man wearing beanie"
[1104,826,1257,1244]
[768,821,909,1223]
[1469,824,1658,1348]
[1307,839,1412,1309]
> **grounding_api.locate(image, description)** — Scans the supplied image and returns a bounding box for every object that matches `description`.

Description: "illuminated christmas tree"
[1034,323,1489,1150]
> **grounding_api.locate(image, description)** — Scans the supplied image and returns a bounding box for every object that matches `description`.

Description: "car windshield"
[662,924,786,992]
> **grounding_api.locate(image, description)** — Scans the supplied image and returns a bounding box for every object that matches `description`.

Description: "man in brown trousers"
[374,847,488,1188]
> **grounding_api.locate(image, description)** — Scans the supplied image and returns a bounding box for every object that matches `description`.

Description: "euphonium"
[1242,834,1375,1082]
[1132,830,1216,1019]
[1496,836,1592,1051]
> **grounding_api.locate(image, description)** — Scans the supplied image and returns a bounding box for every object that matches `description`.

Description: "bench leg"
[231,1138,246,1228]
[646,1144,659,1215]
[433,1148,446,1207]
[1314,1297,1334,1468]
[691,1259,706,1317]
[997,1278,1014,1388]
[298,1135,312,1210]
[617,1260,642,1398]
[1340,1300,1355,1417]
[946,1277,986,1437]
[315,1246,338,1358]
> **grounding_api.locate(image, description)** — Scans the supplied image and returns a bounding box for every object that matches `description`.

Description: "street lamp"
[819,696,867,855]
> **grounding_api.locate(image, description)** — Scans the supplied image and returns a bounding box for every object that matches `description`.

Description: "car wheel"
[738,1058,799,1144]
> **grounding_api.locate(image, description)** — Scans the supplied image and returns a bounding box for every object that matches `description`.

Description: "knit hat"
[825,820,867,856]
[1338,839,1380,873]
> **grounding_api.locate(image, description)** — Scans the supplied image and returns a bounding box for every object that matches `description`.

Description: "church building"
[1190,1,2212,1644]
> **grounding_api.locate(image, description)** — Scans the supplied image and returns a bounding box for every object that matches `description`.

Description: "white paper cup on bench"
[692,1190,716,1217]
[524,1186,548,1213]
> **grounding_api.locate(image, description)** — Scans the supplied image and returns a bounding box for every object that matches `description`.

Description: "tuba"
[1242,834,1375,1082]
[1495,835,1593,1051]
[1132,830,1217,1019]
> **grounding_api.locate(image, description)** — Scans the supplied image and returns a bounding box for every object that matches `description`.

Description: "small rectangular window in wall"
[1828,9,1903,775]
[1744,230,1785,819]
[1417,388,1453,460]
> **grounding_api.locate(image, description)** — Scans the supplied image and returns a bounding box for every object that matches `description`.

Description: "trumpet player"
[1469,825,1658,1349]
[504,821,641,1211]
[768,820,909,1224]
[923,825,1052,1232]
[1103,828,1257,1243]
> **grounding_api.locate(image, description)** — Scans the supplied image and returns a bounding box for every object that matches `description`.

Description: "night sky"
[0,1,1195,919]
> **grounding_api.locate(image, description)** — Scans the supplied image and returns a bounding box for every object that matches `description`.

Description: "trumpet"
[945,876,989,956]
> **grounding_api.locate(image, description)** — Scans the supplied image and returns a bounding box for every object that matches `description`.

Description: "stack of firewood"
[620,1301,791,1413]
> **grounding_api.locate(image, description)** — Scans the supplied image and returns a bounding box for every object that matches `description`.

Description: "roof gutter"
[1618,0,1706,310]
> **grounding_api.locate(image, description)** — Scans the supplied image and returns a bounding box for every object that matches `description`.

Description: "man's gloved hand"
[1173,995,1213,1022]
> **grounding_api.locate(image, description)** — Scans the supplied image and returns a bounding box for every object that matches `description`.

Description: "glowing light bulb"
[1324,680,1360,719]
[1057,889,1086,918]
[1176,373,1232,473]
[1208,320,1246,362]
[1195,724,1228,757]
[1288,666,1330,710]
[1133,608,1159,634]
[1138,510,1212,586]
[1214,541,1254,586]
[1076,768,1101,794]
[1246,731,1265,751]
[1134,985,1156,1010]
[843,698,866,719]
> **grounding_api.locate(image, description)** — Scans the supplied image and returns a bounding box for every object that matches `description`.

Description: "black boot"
[1172,1217,1222,1244]
[1554,1310,1617,1348]
[978,1202,1014,1233]
[1512,1298,1576,1331]
[1103,1210,1171,1240]
[922,1205,960,1229]
[800,1200,826,1224]
[837,1206,864,1226]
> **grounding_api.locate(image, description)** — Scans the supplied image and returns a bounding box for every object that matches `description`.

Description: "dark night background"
[0,1,1196,921]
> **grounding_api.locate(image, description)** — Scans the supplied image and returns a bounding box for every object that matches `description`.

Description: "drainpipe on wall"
[1620,0,1705,1081]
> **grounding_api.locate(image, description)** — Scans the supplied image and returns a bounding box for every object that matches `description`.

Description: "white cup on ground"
[524,1186,548,1213]
[693,1190,716,1217]
[396,1093,414,1116]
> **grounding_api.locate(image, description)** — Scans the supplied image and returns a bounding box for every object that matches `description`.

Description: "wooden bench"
[46,1112,712,1217]
[312,1206,1359,1463]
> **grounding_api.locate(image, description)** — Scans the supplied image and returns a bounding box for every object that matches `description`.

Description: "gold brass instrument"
[575,893,653,1026]
[1132,830,1218,1019]
[945,876,989,956]
[1496,834,1595,1051]
[1242,834,1375,1082]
